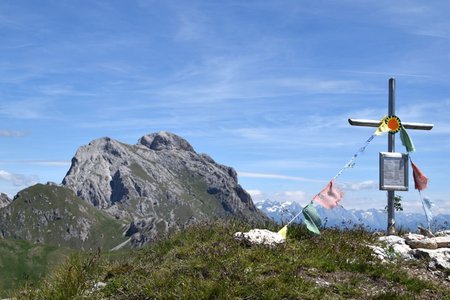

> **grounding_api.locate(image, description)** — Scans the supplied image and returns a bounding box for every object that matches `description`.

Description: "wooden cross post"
[348,78,433,235]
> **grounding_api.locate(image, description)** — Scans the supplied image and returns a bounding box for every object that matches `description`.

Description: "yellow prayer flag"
[374,116,390,136]
[278,225,287,239]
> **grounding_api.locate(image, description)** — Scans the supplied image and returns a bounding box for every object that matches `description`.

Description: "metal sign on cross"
[348,78,433,235]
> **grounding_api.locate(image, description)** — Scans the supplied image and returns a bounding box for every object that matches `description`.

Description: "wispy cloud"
[18,160,70,167]
[238,171,324,183]
[431,200,450,215]
[174,6,207,42]
[380,1,450,38]
[0,160,70,168]
[38,84,97,97]
[275,190,307,202]
[0,130,27,137]
[397,100,450,135]
[247,189,265,202]
[0,99,54,119]
[268,77,370,94]
[247,188,307,203]
[242,159,331,170]
[333,68,430,79]
[338,180,378,191]
[0,170,38,186]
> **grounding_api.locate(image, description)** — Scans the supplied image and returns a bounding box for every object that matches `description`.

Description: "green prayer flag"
[302,204,321,235]
[400,127,415,152]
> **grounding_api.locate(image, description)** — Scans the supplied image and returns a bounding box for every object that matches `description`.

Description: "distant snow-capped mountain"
[256,199,450,232]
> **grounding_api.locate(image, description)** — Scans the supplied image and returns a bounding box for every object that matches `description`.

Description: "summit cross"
[348,78,433,235]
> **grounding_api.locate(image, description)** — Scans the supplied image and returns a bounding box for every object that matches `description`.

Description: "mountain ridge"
[257,199,450,232]
[1,131,267,249]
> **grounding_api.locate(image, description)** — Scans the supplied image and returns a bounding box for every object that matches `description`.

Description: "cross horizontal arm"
[348,119,434,130]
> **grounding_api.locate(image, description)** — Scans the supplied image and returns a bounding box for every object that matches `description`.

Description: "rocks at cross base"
[371,230,450,271]
[234,229,286,247]
[403,233,450,249]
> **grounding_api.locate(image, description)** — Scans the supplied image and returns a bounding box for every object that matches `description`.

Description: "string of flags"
[278,115,433,238]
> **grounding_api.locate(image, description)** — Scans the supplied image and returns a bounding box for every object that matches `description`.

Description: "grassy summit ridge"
[14,222,450,299]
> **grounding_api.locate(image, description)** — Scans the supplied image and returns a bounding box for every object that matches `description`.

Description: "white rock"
[402,233,440,249]
[406,238,438,250]
[402,233,426,242]
[368,245,390,261]
[379,235,407,245]
[412,248,450,270]
[393,244,414,260]
[93,281,107,290]
[373,235,450,269]
[234,229,285,247]
[433,236,450,248]
[375,236,414,260]
[435,230,450,237]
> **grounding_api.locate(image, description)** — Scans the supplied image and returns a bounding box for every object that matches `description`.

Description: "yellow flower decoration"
[385,115,402,133]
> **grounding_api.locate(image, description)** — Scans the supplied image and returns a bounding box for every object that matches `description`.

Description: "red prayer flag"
[313,180,344,209]
[411,160,428,191]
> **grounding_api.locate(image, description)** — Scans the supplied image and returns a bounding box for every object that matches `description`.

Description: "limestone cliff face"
[0,193,11,208]
[62,131,267,247]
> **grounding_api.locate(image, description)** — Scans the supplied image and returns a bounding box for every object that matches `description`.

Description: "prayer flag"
[421,195,434,229]
[400,127,415,152]
[278,225,287,239]
[313,180,344,209]
[302,204,321,235]
[374,116,390,136]
[411,160,428,190]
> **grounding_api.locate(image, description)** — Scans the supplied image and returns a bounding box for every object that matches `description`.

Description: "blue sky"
[1,1,450,214]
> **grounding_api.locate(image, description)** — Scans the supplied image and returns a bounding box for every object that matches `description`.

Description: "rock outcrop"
[0,193,11,208]
[62,131,267,247]
[371,231,450,271]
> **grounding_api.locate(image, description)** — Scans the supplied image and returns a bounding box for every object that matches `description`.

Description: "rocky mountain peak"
[61,131,267,247]
[0,193,11,208]
[138,131,195,152]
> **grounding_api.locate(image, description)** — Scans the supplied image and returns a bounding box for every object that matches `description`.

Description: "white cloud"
[0,130,27,137]
[0,170,38,186]
[0,99,53,119]
[274,190,307,203]
[245,188,307,204]
[24,160,71,167]
[233,128,270,140]
[0,160,71,167]
[238,171,324,183]
[246,189,265,202]
[246,189,263,196]
[270,77,368,94]
[433,205,450,215]
[243,159,330,170]
[339,180,378,191]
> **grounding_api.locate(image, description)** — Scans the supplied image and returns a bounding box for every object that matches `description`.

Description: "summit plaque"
[379,152,408,191]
